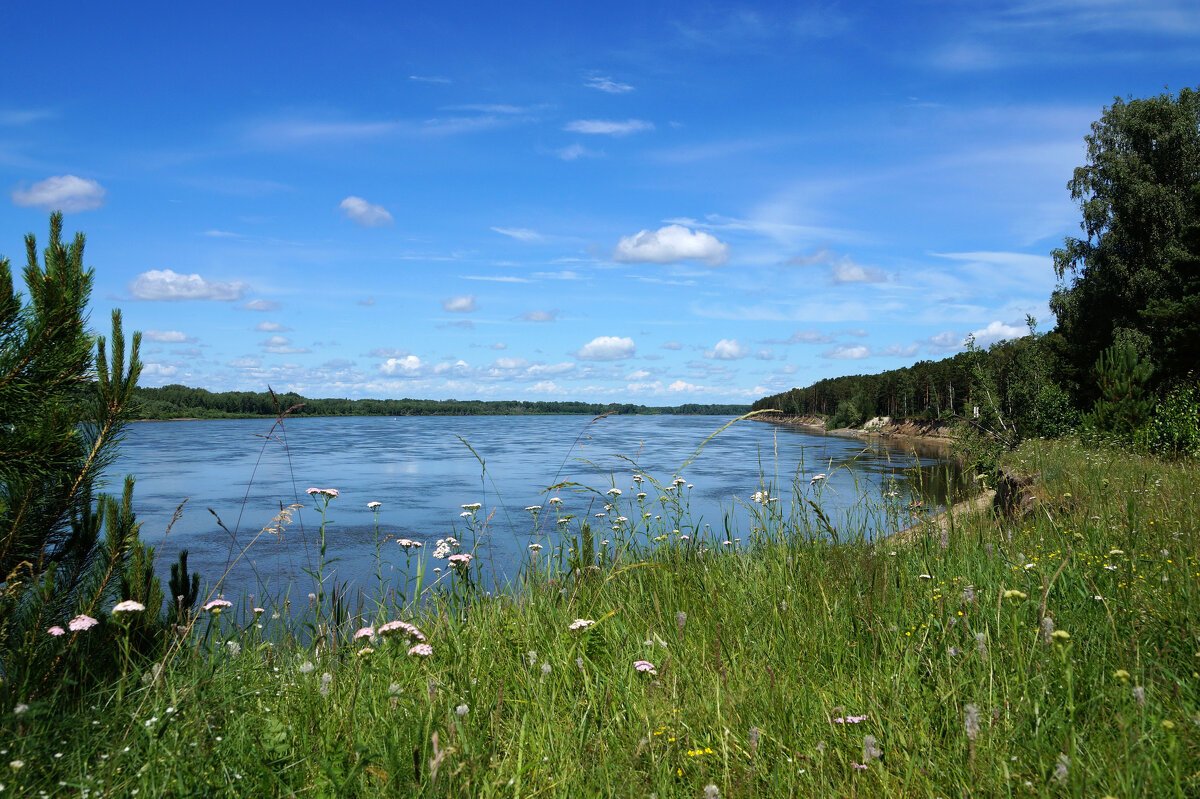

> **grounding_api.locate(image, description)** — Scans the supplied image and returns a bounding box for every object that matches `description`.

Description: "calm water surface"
[111,415,947,600]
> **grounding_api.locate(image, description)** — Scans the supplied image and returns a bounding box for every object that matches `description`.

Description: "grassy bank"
[3,439,1198,797]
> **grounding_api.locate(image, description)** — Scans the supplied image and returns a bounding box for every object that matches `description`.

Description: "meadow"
[3,437,1197,797]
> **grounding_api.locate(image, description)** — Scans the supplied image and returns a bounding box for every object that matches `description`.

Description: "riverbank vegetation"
[1,436,1197,796]
[130,385,750,420]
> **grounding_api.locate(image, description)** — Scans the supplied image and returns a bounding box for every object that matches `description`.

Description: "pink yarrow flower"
[203,599,233,612]
[354,626,374,640]
[68,614,99,632]
[447,553,473,568]
[306,487,339,498]
[833,715,869,724]
[378,620,426,641]
[112,600,145,613]
[47,626,66,636]
[633,660,657,675]
[408,643,433,657]
[852,762,869,771]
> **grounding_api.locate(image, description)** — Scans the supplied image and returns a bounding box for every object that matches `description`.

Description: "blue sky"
[3,1,1198,404]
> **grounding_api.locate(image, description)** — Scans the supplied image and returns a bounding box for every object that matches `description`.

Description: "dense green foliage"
[131,383,750,419]
[1051,87,1200,397]
[2,439,1196,796]
[0,214,159,695]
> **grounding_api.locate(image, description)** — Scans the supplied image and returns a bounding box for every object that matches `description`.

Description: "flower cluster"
[305,487,339,498]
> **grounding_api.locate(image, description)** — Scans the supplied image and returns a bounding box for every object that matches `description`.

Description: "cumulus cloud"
[491,226,541,241]
[260,335,309,354]
[668,380,700,392]
[882,343,921,357]
[255,321,288,332]
[830,259,887,284]
[129,270,248,301]
[442,295,477,313]
[926,331,964,352]
[339,196,394,227]
[12,175,106,212]
[706,338,750,360]
[379,355,423,376]
[143,330,195,343]
[822,344,871,360]
[242,299,279,311]
[614,225,729,266]
[520,309,558,322]
[563,119,653,136]
[970,320,1029,346]
[576,335,635,361]
[140,362,179,378]
[584,76,634,93]
[526,380,564,394]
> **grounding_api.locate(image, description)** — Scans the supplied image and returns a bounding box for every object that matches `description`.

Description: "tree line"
[132,384,751,419]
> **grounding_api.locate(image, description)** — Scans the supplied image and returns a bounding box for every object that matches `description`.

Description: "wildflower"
[13,704,28,716]
[527,650,538,666]
[253,607,265,614]
[459,511,472,517]
[528,543,543,551]
[1002,589,1027,600]
[606,488,622,497]
[633,660,657,675]
[1054,754,1069,783]
[1041,617,1055,645]
[378,620,425,641]
[455,704,469,717]
[975,632,987,658]
[704,784,719,799]
[963,704,979,741]
[226,641,241,657]
[1132,685,1146,706]
[388,683,402,696]
[357,647,374,657]
[1113,669,1131,682]
[833,715,868,724]
[680,535,690,541]
[408,643,433,656]
[112,600,145,613]
[320,673,332,697]
[396,538,421,550]
[306,487,339,498]
[851,762,868,770]
[448,553,473,569]
[68,614,99,632]
[548,497,563,505]
[47,626,65,636]
[569,619,595,631]
[307,592,317,602]
[541,663,551,676]
[961,585,975,603]
[367,501,382,510]
[354,626,374,640]
[10,760,24,770]
[749,727,760,752]
[810,473,827,484]
[918,574,933,580]
[298,661,315,674]
[940,529,949,550]
[863,734,882,762]
[557,518,569,525]
[676,611,687,633]
[203,599,233,613]
[1051,630,1070,643]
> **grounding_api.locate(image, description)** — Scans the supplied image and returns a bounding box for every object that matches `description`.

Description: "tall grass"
[2,437,1197,797]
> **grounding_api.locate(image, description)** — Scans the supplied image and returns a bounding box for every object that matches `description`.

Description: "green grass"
[3,438,1198,797]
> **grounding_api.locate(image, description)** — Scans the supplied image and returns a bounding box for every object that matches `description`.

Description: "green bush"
[1143,379,1200,458]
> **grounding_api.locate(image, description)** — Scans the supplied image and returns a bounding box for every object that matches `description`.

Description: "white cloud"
[576,336,635,361]
[140,362,179,378]
[242,299,279,311]
[442,295,477,313]
[409,75,451,83]
[12,175,106,212]
[462,275,532,283]
[260,335,309,354]
[822,344,871,360]
[614,225,729,266]
[830,259,887,284]
[558,143,601,160]
[668,380,701,392]
[584,76,634,93]
[563,119,654,136]
[368,347,409,358]
[527,380,564,394]
[706,338,750,360]
[491,342,507,350]
[379,355,423,376]
[143,330,195,343]
[493,356,528,369]
[970,320,1029,347]
[255,321,288,332]
[521,310,558,322]
[129,269,248,301]
[491,226,541,241]
[627,369,652,380]
[661,341,682,350]
[926,331,964,352]
[339,196,394,227]
[228,357,261,369]
[882,343,921,357]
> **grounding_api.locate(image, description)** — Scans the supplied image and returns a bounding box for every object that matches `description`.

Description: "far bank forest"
[754,88,1200,463]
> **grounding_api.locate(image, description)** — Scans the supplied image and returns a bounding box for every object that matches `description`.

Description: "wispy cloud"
[144,330,197,343]
[442,295,477,313]
[520,310,558,322]
[557,143,602,160]
[409,75,452,83]
[584,75,634,93]
[0,109,55,126]
[462,274,533,283]
[491,226,542,241]
[563,119,654,136]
